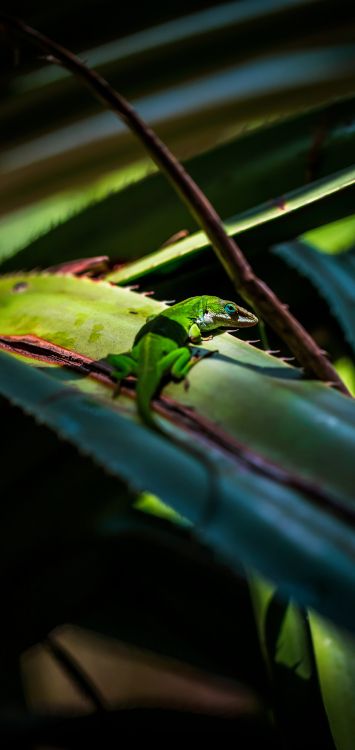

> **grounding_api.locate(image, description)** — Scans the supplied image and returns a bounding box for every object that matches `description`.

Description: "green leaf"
[106,163,355,285]
[0,273,162,356]
[0,160,149,267]
[303,214,355,255]
[335,358,355,397]
[273,240,355,353]
[0,272,352,504]
[2,0,355,215]
[250,576,312,681]
[1,275,355,631]
[311,614,355,750]
[249,575,332,748]
[3,95,355,272]
[134,492,190,526]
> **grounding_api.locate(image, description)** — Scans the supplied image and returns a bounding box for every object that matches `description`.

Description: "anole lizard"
[108,295,258,431]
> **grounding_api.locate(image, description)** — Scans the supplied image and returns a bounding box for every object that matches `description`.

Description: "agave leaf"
[250,576,313,681]
[249,575,332,748]
[9,0,351,110]
[2,348,355,633]
[0,396,264,690]
[1,275,355,630]
[0,272,352,503]
[0,395,136,569]
[0,160,149,268]
[310,614,355,750]
[106,164,355,285]
[4,0,355,165]
[3,96,355,272]
[0,273,162,356]
[2,42,355,217]
[273,240,355,353]
[303,214,355,255]
[335,358,355,396]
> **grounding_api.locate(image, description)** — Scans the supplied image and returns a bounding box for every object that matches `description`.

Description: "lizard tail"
[136,371,218,524]
[136,378,161,432]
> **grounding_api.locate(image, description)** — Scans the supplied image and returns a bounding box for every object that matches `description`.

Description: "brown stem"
[0,13,349,395]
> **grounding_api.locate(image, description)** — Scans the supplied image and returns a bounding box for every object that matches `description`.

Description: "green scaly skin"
[108,295,258,431]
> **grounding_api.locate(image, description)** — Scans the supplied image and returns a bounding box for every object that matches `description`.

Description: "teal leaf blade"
[273,240,355,353]
[1,349,355,634]
[0,275,355,632]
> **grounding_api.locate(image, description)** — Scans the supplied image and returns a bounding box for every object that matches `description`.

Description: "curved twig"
[0,12,349,395]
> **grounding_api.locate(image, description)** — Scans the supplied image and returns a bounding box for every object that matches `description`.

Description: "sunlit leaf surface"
[0,274,355,633]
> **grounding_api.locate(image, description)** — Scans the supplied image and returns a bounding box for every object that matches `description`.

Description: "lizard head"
[198,296,258,331]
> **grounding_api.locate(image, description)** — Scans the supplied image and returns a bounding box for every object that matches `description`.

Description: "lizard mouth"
[235,307,259,327]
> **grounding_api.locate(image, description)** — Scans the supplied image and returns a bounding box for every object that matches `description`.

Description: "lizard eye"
[224,303,237,314]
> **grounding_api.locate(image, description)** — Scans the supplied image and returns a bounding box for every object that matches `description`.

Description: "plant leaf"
[311,613,355,750]
[303,214,355,255]
[0,273,162,356]
[1,275,355,631]
[106,164,355,285]
[249,574,333,748]
[0,161,149,267]
[3,95,355,271]
[2,43,355,218]
[273,240,355,353]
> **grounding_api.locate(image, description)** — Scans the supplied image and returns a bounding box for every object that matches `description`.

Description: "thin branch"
[0,12,349,395]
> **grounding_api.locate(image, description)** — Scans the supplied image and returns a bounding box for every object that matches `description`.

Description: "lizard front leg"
[188,322,202,343]
[188,322,214,343]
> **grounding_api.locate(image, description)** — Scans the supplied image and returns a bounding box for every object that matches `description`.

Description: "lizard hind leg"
[107,353,137,397]
[171,346,214,393]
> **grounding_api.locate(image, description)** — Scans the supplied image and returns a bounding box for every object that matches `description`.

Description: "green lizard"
[108,295,258,430]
